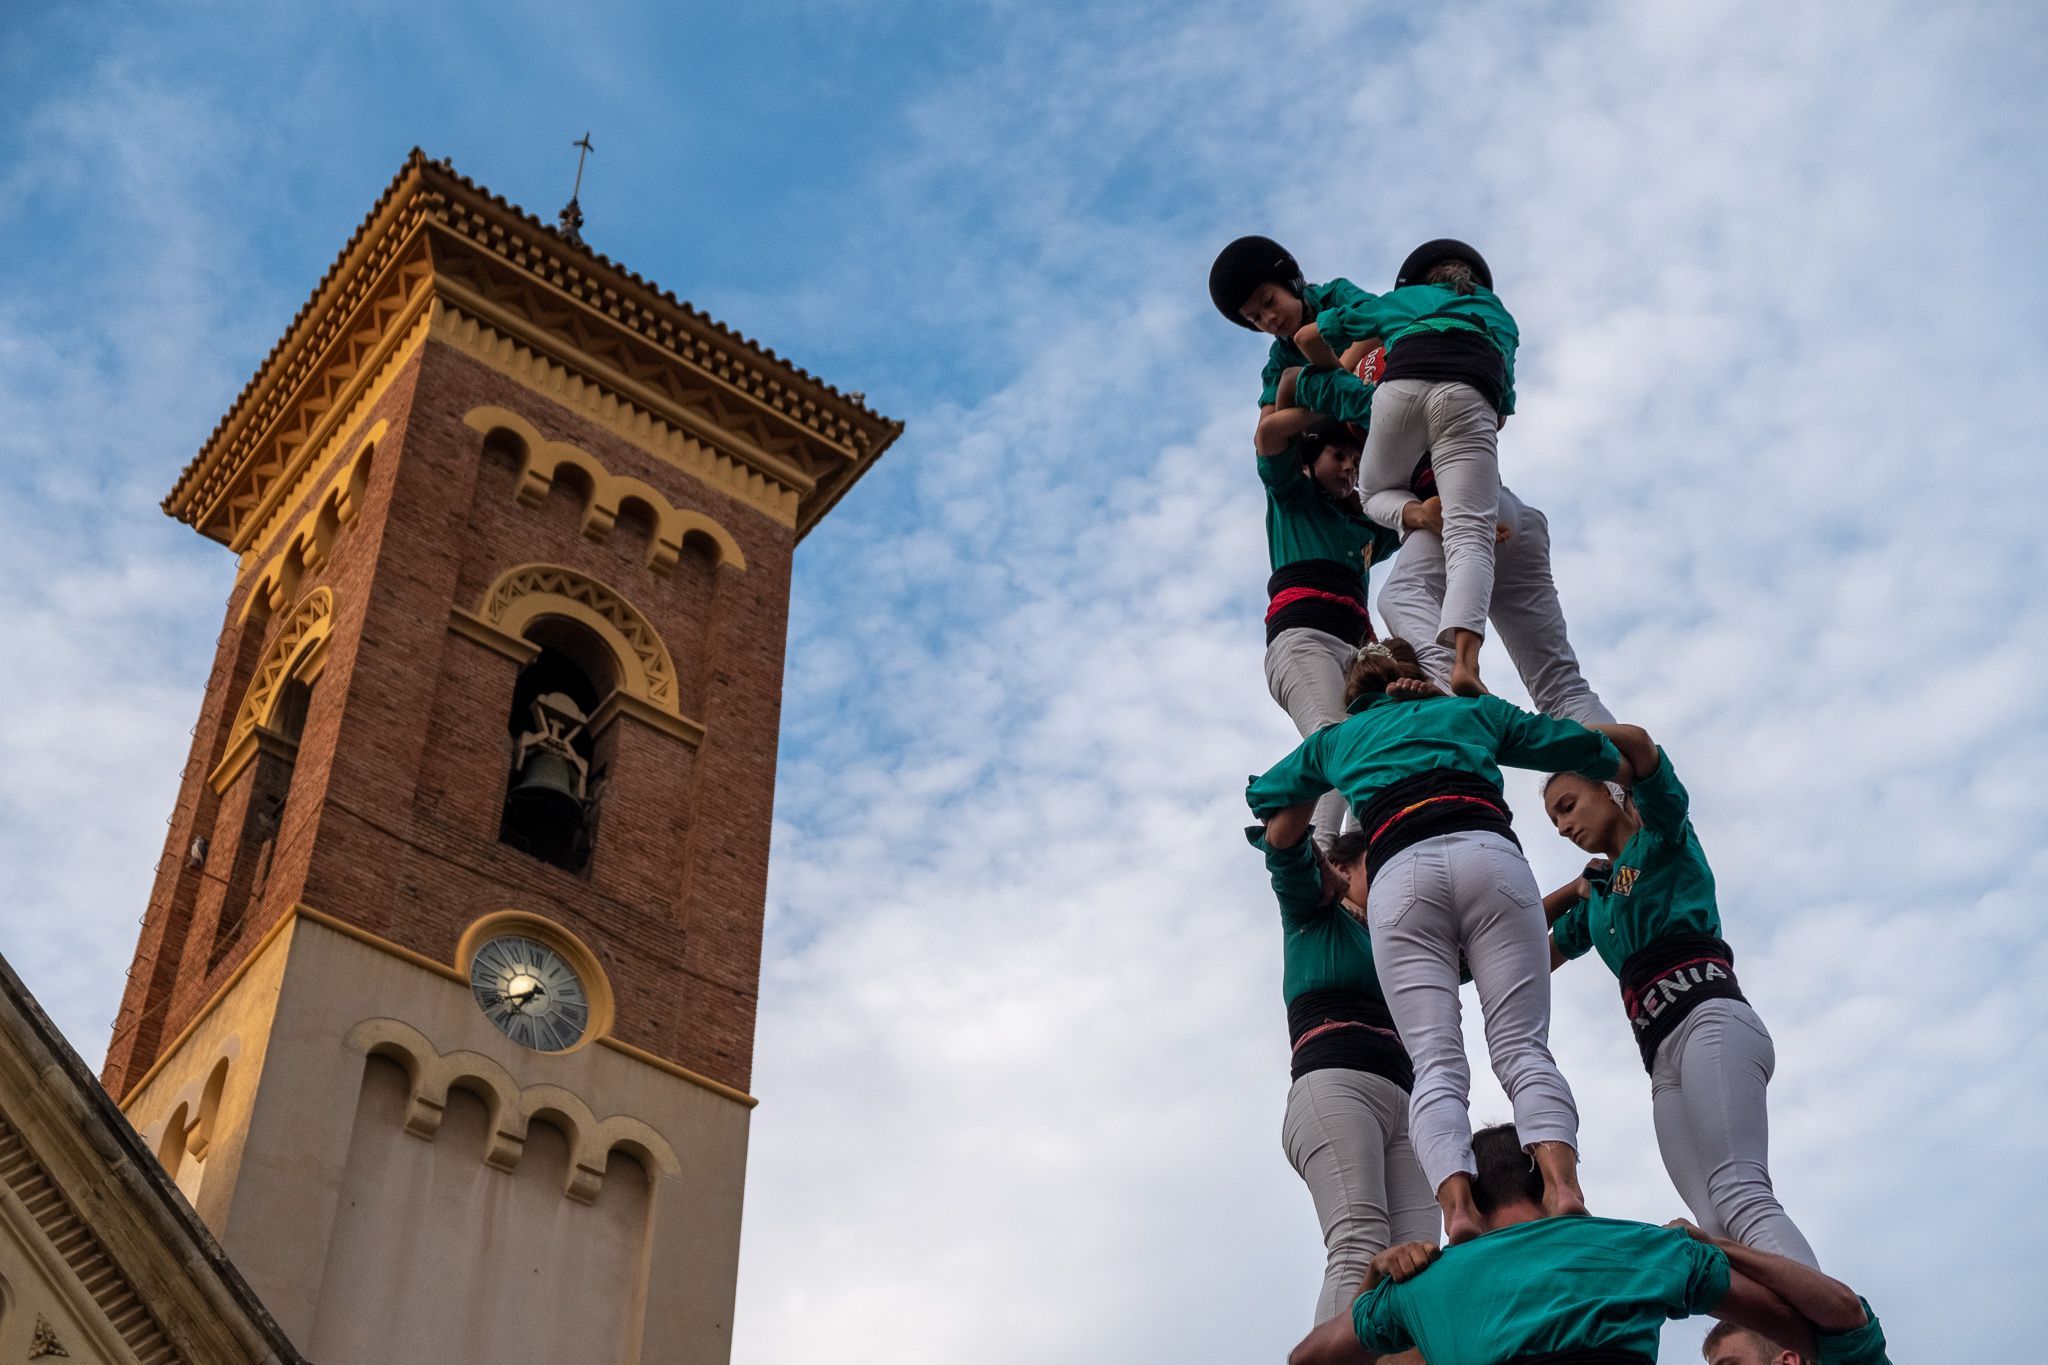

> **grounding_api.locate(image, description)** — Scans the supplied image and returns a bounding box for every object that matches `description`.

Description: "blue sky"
[5,3,2047,1361]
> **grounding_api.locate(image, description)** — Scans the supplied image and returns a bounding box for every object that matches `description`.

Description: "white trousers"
[1366,830,1579,1192]
[1379,486,1613,725]
[1651,998,1819,1267]
[1282,1069,1440,1326]
[1263,626,1361,843]
[1358,379,1500,645]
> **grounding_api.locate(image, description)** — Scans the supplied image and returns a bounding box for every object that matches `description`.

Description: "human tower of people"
[1208,236,1893,1365]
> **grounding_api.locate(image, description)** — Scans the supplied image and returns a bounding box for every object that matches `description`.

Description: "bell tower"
[102,152,900,1364]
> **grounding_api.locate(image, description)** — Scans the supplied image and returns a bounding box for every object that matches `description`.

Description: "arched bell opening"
[497,617,613,875]
[211,671,317,968]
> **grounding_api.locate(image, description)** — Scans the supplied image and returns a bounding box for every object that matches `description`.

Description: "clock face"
[470,935,590,1052]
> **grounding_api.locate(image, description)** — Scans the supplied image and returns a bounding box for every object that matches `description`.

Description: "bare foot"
[1528,1140,1587,1218]
[1543,1185,1589,1219]
[1438,1172,1483,1245]
[1449,661,1488,697]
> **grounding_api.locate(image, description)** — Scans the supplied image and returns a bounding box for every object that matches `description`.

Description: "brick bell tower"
[102,151,900,1364]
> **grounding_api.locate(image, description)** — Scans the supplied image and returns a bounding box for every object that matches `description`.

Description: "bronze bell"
[506,749,585,829]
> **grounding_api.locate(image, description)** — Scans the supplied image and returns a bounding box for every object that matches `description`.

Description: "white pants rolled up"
[1357,378,1500,645]
[1366,830,1579,1192]
[1379,486,1614,725]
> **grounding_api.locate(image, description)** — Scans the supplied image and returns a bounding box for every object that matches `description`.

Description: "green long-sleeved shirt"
[1819,1298,1893,1365]
[1551,749,1725,977]
[1258,278,1373,407]
[1248,827,1386,1005]
[1245,692,1621,823]
[1318,283,1520,415]
[1349,1216,1730,1363]
[1289,366,1377,427]
[1259,436,1399,576]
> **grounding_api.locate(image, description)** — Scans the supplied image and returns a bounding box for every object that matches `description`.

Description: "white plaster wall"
[132,914,752,1365]
[307,1056,652,1361]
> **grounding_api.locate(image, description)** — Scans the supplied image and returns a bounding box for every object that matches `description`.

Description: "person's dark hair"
[1469,1123,1545,1215]
[1293,418,1366,514]
[1209,235,1305,328]
[1325,828,1370,867]
[1342,637,1427,703]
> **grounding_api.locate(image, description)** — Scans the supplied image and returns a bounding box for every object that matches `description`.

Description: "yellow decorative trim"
[446,606,542,663]
[167,157,903,548]
[210,587,334,793]
[454,910,617,1052]
[226,239,436,550]
[297,905,466,983]
[239,419,389,599]
[589,689,705,748]
[121,903,761,1115]
[595,1034,757,1109]
[476,563,679,714]
[432,303,800,528]
[119,908,309,1107]
[462,404,749,572]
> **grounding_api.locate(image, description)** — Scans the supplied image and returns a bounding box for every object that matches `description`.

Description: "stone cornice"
[167,150,902,549]
[0,954,309,1362]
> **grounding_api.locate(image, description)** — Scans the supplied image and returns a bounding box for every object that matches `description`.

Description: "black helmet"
[1210,235,1304,328]
[1394,239,1492,291]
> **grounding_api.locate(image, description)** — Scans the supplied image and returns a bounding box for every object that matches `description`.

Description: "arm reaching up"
[1587,723,1658,786]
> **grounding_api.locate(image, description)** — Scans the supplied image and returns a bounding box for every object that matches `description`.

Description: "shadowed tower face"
[102,152,899,1365]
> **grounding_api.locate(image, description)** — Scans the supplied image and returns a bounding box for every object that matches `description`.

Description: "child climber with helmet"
[1279,240,1520,700]
[1208,236,1383,414]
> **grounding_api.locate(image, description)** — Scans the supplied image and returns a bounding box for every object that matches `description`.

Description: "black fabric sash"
[1618,932,1747,1073]
[1286,988,1413,1088]
[1355,769,1517,884]
[1266,559,1371,645]
[1382,328,1506,413]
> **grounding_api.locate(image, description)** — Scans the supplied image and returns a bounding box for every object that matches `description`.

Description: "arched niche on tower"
[210,587,336,794]
[463,405,748,576]
[452,563,705,751]
[449,565,705,881]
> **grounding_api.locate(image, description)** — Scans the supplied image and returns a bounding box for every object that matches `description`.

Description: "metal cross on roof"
[559,132,595,243]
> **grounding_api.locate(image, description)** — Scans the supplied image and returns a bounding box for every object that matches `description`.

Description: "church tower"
[101,152,900,1363]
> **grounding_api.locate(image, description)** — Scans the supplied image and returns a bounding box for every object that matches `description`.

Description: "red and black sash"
[1617,932,1747,1072]
[1354,769,1516,884]
[1265,560,1372,646]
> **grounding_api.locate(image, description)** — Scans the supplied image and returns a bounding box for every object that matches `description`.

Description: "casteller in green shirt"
[1259,429,1400,577]
[1818,1298,1893,1365]
[1246,691,1622,831]
[1259,278,1375,407]
[1319,283,1521,415]
[1247,826,1384,1007]
[1350,1215,1729,1364]
[1550,748,1723,977]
